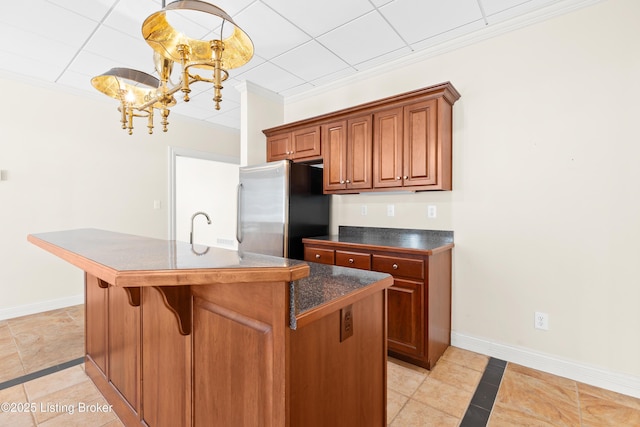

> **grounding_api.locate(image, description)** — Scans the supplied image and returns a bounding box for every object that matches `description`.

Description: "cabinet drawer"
[304,246,335,265]
[372,255,424,279]
[335,250,371,270]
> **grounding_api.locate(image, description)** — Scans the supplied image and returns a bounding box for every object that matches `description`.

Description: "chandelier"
[91,0,254,135]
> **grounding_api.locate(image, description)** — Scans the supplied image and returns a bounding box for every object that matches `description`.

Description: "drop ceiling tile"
[68,51,133,80]
[205,106,241,129]
[102,0,163,36]
[264,0,373,37]
[233,2,311,60]
[409,19,487,52]
[2,1,97,48]
[279,83,316,98]
[482,0,561,23]
[271,41,348,81]
[187,90,234,112]
[47,0,119,22]
[0,49,65,82]
[83,26,156,75]
[206,0,255,17]
[308,67,358,88]
[236,62,305,94]
[0,23,76,80]
[370,0,395,7]
[481,0,552,15]
[170,102,218,121]
[380,0,483,44]
[229,55,266,76]
[56,68,101,93]
[354,46,413,70]
[317,11,406,66]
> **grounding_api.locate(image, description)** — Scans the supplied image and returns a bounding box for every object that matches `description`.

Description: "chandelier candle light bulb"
[91,0,254,135]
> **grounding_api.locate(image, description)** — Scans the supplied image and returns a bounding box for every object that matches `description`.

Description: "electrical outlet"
[387,204,395,217]
[427,205,437,218]
[340,305,354,342]
[534,311,549,330]
[361,205,367,216]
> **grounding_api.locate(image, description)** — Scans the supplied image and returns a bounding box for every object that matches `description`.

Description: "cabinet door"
[322,121,347,192]
[346,115,372,190]
[266,133,291,162]
[403,99,438,187]
[373,107,403,189]
[291,126,321,161]
[387,278,424,358]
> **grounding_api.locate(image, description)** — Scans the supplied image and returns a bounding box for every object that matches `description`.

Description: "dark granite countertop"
[291,263,390,329]
[304,226,454,255]
[29,228,392,330]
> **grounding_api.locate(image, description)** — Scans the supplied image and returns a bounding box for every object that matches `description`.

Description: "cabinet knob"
[346,179,351,184]
[348,258,354,264]
[396,176,401,180]
[403,176,408,180]
[340,180,345,184]
[392,263,398,270]
[315,254,321,259]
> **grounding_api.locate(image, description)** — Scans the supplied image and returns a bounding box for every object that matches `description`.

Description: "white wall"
[285,0,640,393]
[0,76,240,318]
[175,156,239,249]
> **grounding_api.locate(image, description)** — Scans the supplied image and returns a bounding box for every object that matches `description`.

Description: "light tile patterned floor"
[1,306,639,426]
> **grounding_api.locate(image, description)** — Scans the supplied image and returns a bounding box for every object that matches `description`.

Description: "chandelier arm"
[92,1,254,135]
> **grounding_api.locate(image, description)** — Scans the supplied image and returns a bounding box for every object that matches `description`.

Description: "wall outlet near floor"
[387,204,395,217]
[427,205,437,218]
[534,311,549,330]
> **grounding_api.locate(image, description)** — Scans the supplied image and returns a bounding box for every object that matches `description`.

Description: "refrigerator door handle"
[236,183,243,243]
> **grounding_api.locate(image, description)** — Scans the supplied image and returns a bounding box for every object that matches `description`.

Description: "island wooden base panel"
[84,273,388,427]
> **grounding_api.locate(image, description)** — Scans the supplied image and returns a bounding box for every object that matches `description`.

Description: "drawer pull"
[392,263,398,270]
[315,254,321,259]
[348,258,354,264]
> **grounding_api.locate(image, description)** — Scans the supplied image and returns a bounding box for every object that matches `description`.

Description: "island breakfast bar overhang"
[28,229,393,427]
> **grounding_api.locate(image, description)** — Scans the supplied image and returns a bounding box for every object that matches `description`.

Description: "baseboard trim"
[451,331,640,399]
[0,294,84,321]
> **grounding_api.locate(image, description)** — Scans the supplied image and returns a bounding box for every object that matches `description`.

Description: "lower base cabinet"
[84,273,388,427]
[304,242,452,369]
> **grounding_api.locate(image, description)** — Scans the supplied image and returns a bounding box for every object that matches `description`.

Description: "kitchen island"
[28,229,393,427]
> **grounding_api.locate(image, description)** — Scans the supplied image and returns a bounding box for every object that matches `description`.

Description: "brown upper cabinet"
[322,115,373,193]
[266,125,322,162]
[263,82,460,193]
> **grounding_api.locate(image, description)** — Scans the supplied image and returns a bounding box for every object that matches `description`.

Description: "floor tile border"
[0,357,85,391]
[459,357,507,427]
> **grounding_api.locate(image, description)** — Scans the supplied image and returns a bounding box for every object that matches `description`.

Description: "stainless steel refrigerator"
[236,160,330,260]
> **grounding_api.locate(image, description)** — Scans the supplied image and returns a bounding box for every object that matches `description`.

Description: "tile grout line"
[387,363,429,425]
[0,357,85,391]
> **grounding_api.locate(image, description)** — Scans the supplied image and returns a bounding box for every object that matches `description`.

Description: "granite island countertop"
[304,226,454,255]
[28,228,391,330]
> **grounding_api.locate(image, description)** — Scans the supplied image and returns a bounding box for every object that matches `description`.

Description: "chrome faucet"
[190,211,211,244]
